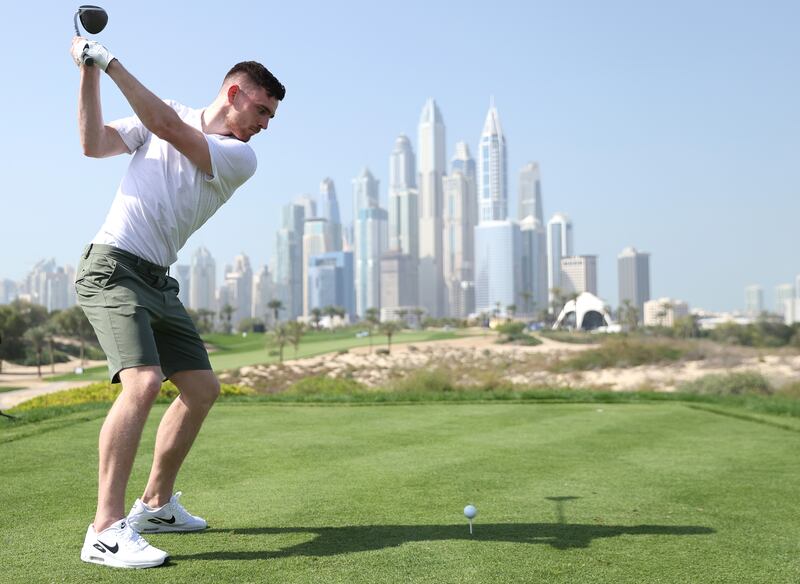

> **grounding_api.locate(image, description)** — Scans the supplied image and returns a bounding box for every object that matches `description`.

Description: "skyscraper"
[275,199,308,320]
[518,162,543,223]
[617,247,650,323]
[189,246,216,311]
[478,99,508,222]
[251,265,273,326]
[474,220,521,316]
[173,264,190,306]
[319,178,343,252]
[388,135,419,275]
[745,285,763,316]
[302,217,329,315]
[418,98,446,317]
[380,250,418,317]
[546,213,573,308]
[222,253,253,325]
[352,168,380,224]
[443,155,477,318]
[560,256,598,296]
[355,206,388,317]
[519,215,547,316]
[775,284,794,316]
[307,251,355,320]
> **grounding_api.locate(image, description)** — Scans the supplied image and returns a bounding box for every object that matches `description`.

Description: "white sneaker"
[127,491,208,533]
[80,518,167,569]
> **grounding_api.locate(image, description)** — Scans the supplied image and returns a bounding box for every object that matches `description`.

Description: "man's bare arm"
[104,59,213,176]
[78,61,128,158]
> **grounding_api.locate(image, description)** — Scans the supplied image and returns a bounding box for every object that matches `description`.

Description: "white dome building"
[553,292,615,331]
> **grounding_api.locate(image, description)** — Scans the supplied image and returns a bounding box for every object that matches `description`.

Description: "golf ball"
[464,505,477,519]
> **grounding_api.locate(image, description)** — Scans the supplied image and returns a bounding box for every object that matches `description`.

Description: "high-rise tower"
[319,178,343,252]
[546,213,573,308]
[417,98,446,317]
[519,162,543,223]
[478,99,508,222]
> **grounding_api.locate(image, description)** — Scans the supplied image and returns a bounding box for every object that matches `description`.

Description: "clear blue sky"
[2,0,798,312]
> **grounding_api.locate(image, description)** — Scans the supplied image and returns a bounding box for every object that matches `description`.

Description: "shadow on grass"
[171,522,715,560]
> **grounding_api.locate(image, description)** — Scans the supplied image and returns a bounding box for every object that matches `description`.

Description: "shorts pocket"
[76,255,119,295]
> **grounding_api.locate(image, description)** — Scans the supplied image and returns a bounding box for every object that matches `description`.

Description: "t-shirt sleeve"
[205,136,258,200]
[108,115,151,154]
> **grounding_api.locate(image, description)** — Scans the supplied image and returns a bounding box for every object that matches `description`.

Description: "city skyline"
[2,1,798,313]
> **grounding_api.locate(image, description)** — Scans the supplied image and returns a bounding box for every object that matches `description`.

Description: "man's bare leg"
[140,369,220,507]
[94,365,163,532]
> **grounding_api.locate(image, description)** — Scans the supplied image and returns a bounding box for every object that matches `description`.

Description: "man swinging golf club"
[70,32,284,568]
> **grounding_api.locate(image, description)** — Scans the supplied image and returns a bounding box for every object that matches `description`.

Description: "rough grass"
[548,337,699,372]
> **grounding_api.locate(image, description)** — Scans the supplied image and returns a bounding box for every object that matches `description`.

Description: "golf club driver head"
[77,5,108,34]
[73,5,108,66]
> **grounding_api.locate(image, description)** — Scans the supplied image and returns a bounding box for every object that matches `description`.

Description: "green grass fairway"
[2,402,798,583]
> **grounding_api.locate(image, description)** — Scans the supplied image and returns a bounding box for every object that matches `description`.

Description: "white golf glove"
[70,38,116,71]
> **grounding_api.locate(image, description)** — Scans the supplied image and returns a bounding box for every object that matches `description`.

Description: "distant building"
[418,99,446,317]
[222,253,253,325]
[302,218,329,316]
[355,206,388,317]
[745,285,763,316]
[443,167,477,318]
[307,251,355,320]
[775,284,794,316]
[251,265,273,326]
[519,216,547,316]
[1,279,18,304]
[643,298,690,327]
[22,259,73,311]
[380,251,418,315]
[275,199,308,320]
[319,178,343,252]
[173,264,190,306]
[474,220,520,316]
[518,162,543,224]
[189,246,216,311]
[561,256,597,296]
[546,213,573,308]
[617,247,650,323]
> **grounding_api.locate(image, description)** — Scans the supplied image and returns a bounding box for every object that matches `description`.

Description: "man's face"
[227,84,280,142]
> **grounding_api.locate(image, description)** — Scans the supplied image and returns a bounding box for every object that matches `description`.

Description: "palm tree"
[23,326,47,378]
[271,324,289,364]
[44,323,58,375]
[323,305,338,331]
[412,307,425,329]
[379,321,402,353]
[396,309,408,329]
[286,321,305,358]
[267,299,283,329]
[219,304,235,334]
[365,307,380,353]
[507,304,517,319]
[334,306,347,326]
[520,291,533,316]
[53,305,94,366]
[310,307,323,330]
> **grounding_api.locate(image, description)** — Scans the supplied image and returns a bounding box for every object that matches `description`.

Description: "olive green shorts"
[75,244,211,383]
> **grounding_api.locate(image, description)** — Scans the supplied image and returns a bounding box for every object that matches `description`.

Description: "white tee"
[92,100,257,267]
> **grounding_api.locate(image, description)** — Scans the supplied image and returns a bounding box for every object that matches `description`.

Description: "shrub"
[550,338,685,372]
[388,369,456,393]
[538,330,600,344]
[677,372,773,396]
[12,380,253,412]
[496,322,526,336]
[375,348,390,355]
[284,376,365,396]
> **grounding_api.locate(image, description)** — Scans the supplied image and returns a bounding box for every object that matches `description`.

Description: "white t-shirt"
[92,100,257,267]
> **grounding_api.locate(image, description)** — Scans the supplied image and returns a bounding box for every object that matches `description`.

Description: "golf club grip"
[84,56,95,67]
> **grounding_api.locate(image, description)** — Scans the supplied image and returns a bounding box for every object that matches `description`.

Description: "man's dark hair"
[225,61,286,101]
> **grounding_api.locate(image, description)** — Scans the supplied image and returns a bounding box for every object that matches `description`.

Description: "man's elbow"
[81,141,103,158]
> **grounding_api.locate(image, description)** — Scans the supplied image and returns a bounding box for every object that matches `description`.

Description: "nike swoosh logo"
[97,540,119,553]
[148,515,176,524]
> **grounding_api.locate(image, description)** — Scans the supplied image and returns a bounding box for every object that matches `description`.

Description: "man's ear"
[227,84,240,104]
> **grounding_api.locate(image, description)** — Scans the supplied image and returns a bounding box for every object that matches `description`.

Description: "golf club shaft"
[73,10,95,67]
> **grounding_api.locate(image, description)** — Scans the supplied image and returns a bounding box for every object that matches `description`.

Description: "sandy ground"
[0,358,106,410]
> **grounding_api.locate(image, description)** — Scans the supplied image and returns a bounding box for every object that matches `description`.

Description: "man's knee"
[119,367,163,403]
[172,371,220,407]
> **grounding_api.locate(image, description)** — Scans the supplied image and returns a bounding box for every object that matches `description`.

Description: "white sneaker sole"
[132,523,208,534]
[80,548,166,569]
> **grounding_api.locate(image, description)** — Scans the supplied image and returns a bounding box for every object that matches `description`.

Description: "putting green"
[1,402,798,583]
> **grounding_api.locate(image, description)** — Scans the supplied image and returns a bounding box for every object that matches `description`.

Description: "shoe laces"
[170,491,195,521]
[119,521,150,551]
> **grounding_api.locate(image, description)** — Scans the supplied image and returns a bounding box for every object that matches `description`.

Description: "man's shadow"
[170,496,714,561]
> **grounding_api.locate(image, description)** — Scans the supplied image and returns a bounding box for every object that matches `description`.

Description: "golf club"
[73,5,108,66]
